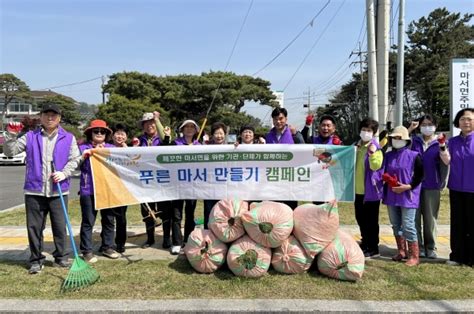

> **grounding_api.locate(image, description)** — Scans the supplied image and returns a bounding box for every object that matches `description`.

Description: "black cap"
[41,103,61,114]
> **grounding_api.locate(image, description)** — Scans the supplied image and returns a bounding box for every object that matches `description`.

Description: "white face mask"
[392,139,407,149]
[360,130,373,142]
[420,126,436,136]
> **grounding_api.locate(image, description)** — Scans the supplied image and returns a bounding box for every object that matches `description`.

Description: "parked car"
[0,151,26,165]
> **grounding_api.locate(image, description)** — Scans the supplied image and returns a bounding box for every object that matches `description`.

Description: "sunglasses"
[92,129,107,135]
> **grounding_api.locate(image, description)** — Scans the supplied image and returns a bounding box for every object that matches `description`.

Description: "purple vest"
[79,142,114,196]
[174,137,201,146]
[361,139,384,202]
[313,134,336,144]
[24,127,73,193]
[411,136,444,190]
[383,147,421,208]
[265,126,294,144]
[447,132,474,192]
[139,134,161,146]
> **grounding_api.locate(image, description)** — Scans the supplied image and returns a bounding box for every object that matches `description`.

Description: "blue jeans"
[387,205,418,242]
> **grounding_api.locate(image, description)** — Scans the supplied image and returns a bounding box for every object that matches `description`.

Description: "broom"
[53,162,100,292]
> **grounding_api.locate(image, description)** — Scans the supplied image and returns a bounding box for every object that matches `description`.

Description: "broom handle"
[52,162,80,259]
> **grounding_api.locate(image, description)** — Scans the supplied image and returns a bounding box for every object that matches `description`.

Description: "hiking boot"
[83,252,98,264]
[102,248,120,259]
[170,245,181,255]
[28,263,44,274]
[53,259,71,268]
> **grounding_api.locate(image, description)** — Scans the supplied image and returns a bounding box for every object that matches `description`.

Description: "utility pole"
[303,87,314,138]
[350,42,367,118]
[101,75,106,104]
[395,0,405,127]
[366,0,378,122]
[376,0,390,131]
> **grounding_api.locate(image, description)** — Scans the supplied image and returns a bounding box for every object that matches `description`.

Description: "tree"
[404,8,474,129]
[0,73,31,130]
[40,95,81,126]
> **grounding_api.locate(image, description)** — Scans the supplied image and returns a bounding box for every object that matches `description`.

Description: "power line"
[252,0,331,77]
[39,76,103,90]
[282,0,346,92]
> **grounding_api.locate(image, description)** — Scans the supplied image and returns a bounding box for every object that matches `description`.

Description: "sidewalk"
[0,224,452,263]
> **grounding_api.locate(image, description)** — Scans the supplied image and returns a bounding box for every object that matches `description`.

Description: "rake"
[54,164,99,292]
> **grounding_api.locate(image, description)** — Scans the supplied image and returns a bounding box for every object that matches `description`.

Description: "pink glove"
[438,133,446,145]
[6,122,24,134]
[332,135,342,145]
[131,137,140,146]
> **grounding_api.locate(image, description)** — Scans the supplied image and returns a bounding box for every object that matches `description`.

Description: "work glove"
[305,114,314,127]
[52,171,66,183]
[131,137,140,146]
[437,133,446,146]
[382,173,399,188]
[82,149,92,159]
[6,122,24,134]
[332,135,342,145]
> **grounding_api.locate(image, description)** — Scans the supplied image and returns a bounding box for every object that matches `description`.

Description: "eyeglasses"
[92,129,106,135]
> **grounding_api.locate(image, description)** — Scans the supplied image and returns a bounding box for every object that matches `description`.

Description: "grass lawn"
[0,190,451,226]
[0,258,473,300]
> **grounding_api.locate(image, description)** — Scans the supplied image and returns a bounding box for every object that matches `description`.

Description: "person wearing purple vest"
[440,108,474,267]
[301,114,343,145]
[383,125,424,267]
[78,119,118,263]
[136,112,172,250]
[162,119,201,254]
[265,107,304,209]
[4,103,80,274]
[354,118,384,259]
[408,115,448,260]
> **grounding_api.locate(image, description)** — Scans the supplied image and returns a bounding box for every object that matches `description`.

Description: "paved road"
[0,165,80,211]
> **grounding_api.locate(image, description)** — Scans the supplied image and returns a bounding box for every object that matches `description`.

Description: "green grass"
[0,258,472,300]
[0,190,451,226]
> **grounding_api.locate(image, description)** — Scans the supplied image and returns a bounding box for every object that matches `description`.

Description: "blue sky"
[1,0,472,127]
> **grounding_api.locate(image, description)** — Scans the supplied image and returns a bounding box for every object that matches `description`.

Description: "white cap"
[179,119,200,132]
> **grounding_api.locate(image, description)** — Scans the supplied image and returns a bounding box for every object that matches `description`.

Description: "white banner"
[451,58,474,136]
[90,144,355,210]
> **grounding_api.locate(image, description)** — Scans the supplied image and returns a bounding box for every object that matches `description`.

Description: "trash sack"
[184,228,228,273]
[227,235,272,278]
[208,199,248,243]
[271,235,313,274]
[317,230,365,281]
[241,201,293,248]
[293,201,339,258]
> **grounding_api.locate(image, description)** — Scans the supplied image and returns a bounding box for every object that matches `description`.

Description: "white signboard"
[451,59,474,136]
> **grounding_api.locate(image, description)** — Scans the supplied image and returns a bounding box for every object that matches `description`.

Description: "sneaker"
[364,250,380,259]
[102,248,120,259]
[170,245,181,255]
[28,263,44,274]
[116,245,125,253]
[426,251,437,259]
[419,250,426,258]
[446,260,461,266]
[53,259,71,268]
[83,252,98,264]
[141,241,155,249]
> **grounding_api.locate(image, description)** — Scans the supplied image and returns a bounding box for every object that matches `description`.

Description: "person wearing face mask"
[383,126,424,266]
[408,115,448,259]
[439,108,474,267]
[354,118,384,259]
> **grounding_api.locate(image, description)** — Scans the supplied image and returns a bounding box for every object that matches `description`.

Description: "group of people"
[3,102,473,274]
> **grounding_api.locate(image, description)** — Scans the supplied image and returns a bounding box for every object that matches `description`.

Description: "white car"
[0,151,26,165]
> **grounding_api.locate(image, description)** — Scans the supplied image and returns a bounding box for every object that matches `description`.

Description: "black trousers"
[141,201,174,244]
[110,206,127,248]
[354,194,380,252]
[172,199,196,243]
[25,194,68,265]
[449,190,474,266]
[203,200,219,229]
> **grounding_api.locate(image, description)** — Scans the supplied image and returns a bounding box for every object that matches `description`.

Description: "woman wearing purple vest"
[440,108,474,267]
[354,118,384,259]
[79,120,118,263]
[4,103,81,274]
[203,122,228,229]
[409,115,448,259]
[136,112,172,249]
[383,126,424,267]
[162,119,201,254]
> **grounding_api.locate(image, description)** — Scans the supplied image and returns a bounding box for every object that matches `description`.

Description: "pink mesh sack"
[293,201,339,258]
[241,201,293,248]
[184,228,228,273]
[227,235,272,278]
[317,230,365,281]
[208,199,248,243]
[271,235,313,274]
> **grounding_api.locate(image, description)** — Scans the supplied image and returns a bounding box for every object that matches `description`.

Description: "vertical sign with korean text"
[451,59,474,136]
